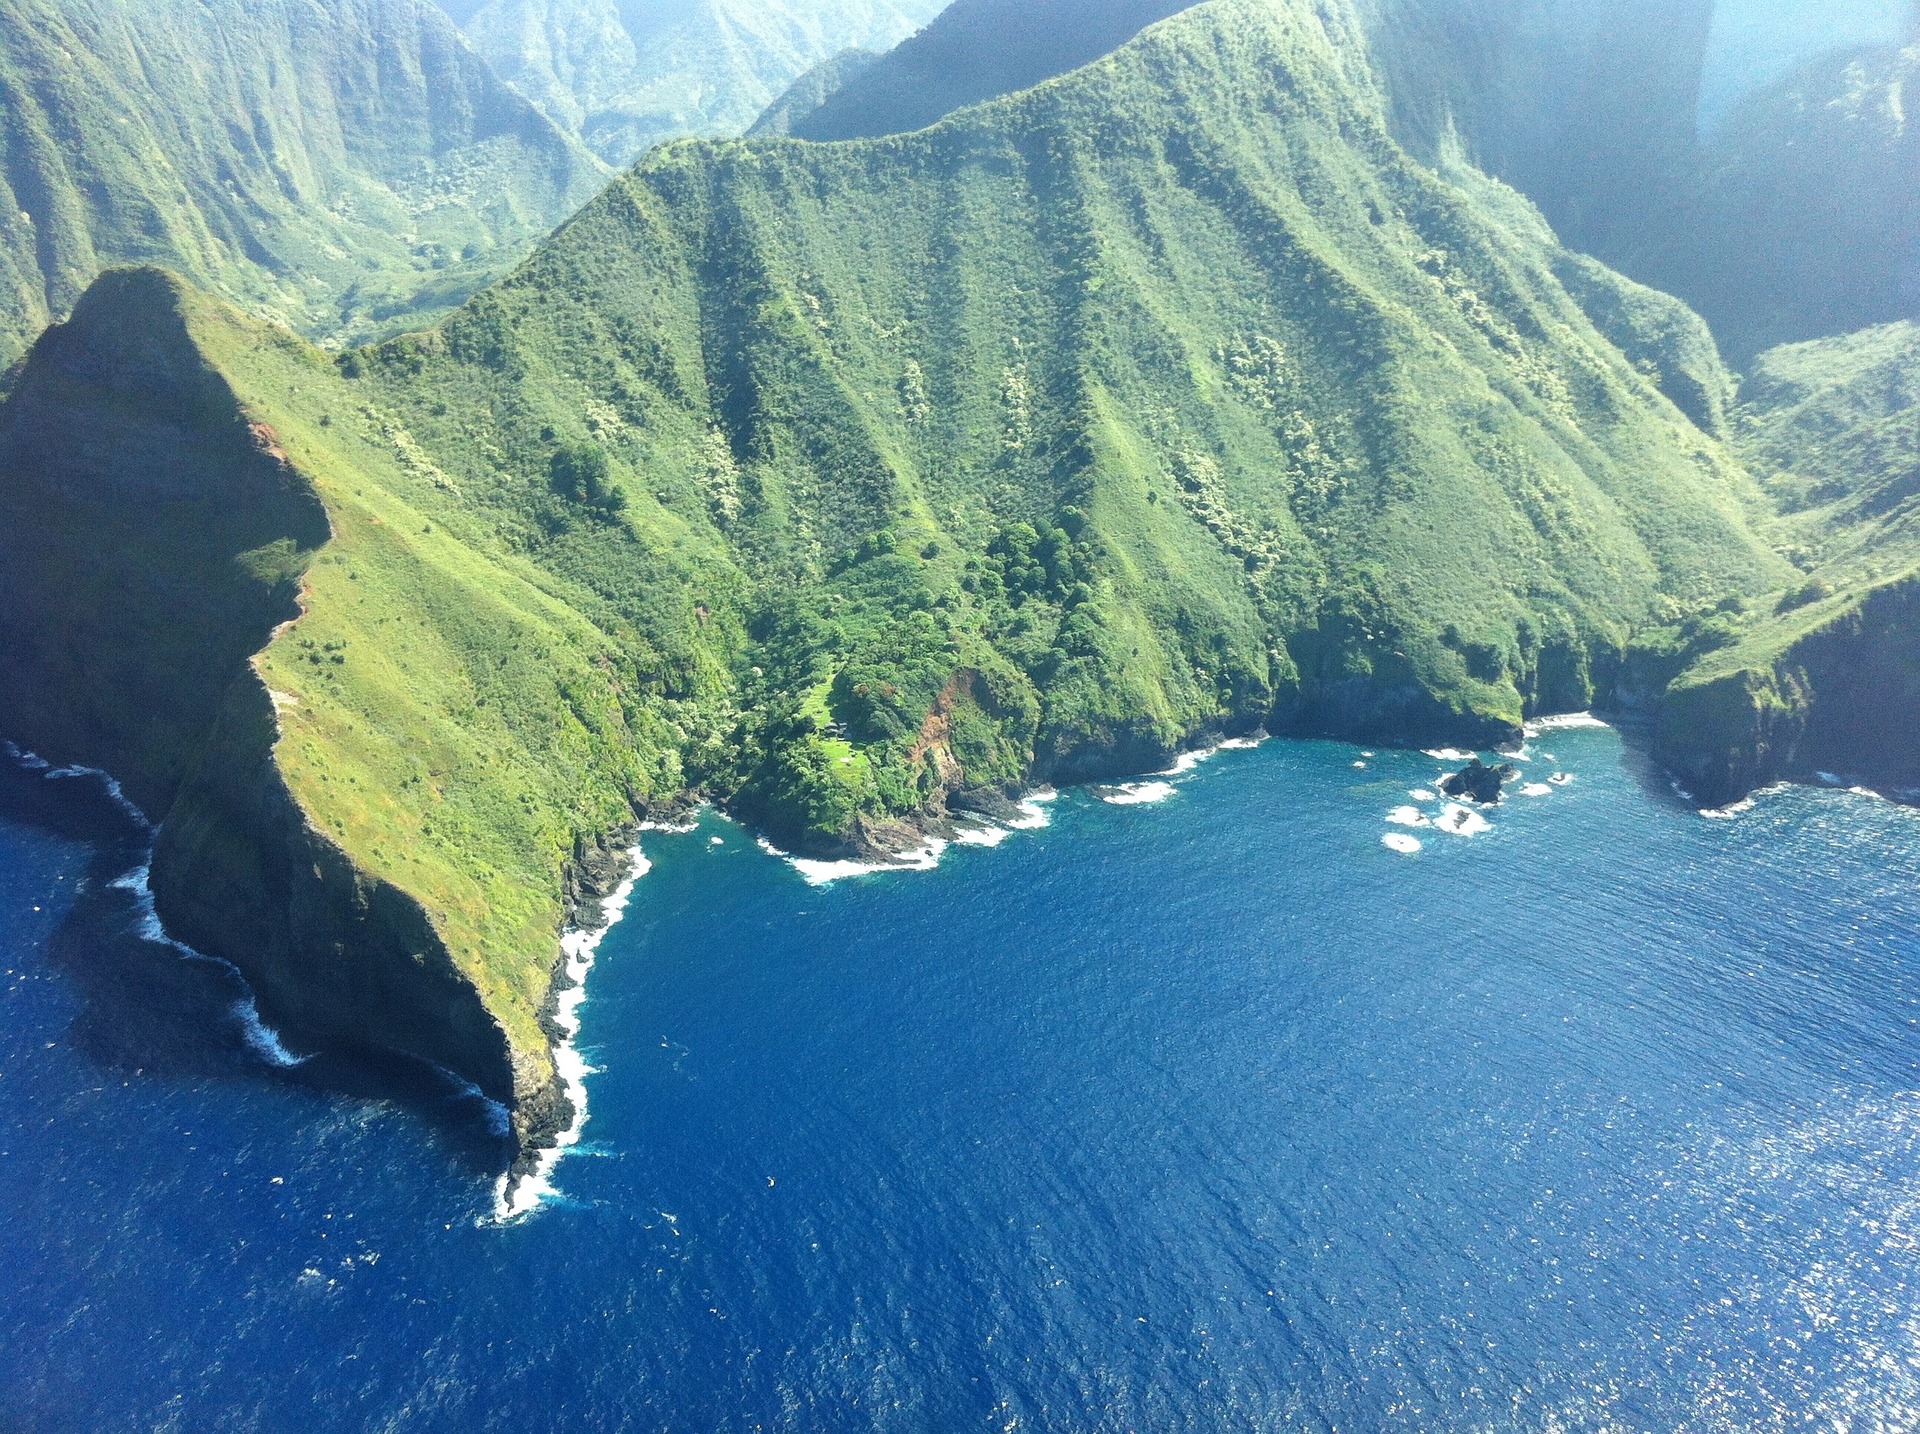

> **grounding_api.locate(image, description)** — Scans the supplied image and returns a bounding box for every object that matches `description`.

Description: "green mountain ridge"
[0,0,610,366]
[1354,1,1920,364]
[1654,320,1920,803]
[0,0,1818,1171]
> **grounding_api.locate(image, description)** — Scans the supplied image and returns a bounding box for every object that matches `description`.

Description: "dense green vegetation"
[1653,321,1920,801]
[10,0,1879,1151]
[0,0,608,365]
[460,0,941,165]
[354,0,1785,856]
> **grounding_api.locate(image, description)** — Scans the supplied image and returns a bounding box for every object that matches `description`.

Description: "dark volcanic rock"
[1442,758,1518,804]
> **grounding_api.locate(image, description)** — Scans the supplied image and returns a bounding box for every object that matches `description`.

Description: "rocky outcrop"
[1442,758,1517,804]
[1656,577,1920,806]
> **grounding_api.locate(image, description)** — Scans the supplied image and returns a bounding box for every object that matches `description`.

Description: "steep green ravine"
[1654,321,1920,804]
[0,0,1818,1170]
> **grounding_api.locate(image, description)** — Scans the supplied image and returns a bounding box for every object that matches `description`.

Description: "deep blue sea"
[4,726,1920,1432]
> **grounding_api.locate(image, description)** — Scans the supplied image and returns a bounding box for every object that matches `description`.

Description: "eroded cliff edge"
[0,270,658,1168]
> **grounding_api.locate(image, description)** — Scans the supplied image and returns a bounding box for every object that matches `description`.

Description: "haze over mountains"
[455,0,944,163]
[0,0,607,364]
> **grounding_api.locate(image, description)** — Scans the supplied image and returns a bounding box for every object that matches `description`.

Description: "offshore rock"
[1442,759,1518,805]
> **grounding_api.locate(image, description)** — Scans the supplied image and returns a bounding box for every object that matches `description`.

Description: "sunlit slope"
[0,271,679,1154]
[362,0,1785,848]
[0,0,606,363]
[1656,322,1920,802]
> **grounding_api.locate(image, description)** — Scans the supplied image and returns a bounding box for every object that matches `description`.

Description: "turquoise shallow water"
[3,726,1920,1431]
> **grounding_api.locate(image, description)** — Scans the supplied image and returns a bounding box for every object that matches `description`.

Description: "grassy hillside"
[462,0,942,165]
[0,0,1805,1161]
[1656,322,1920,800]
[362,0,1785,851]
[0,0,607,364]
[0,269,681,1158]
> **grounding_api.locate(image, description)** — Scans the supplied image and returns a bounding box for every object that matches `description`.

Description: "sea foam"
[7,744,306,1071]
[1524,712,1610,736]
[1435,804,1492,837]
[495,844,650,1222]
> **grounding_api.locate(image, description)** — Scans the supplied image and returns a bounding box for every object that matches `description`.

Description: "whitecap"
[1005,788,1057,830]
[1524,712,1610,736]
[781,838,949,887]
[1700,797,1756,820]
[1409,788,1438,802]
[1382,833,1423,855]
[952,822,1014,848]
[1435,803,1492,837]
[494,844,650,1223]
[639,817,699,835]
[1352,761,1368,770]
[1424,748,1475,762]
[1386,806,1429,828]
[1549,773,1574,787]
[1518,783,1553,798]
[109,862,307,1070]
[1161,734,1264,777]
[1098,781,1176,806]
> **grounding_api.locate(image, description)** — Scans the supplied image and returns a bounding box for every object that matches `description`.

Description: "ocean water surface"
[3,727,1920,1431]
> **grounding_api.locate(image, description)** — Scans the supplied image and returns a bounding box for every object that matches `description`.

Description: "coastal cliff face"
[0,269,666,1163]
[1656,577,1920,806]
[0,0,1837,1175]
[1654,320,1920,808]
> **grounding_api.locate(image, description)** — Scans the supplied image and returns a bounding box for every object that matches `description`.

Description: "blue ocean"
[4,726,1920,1431]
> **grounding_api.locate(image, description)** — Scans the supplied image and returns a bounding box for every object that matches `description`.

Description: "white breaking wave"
[1519,783,1554,798]
[1524,712,1610,736]
[952,822,1014,848]
[6,743,307,1071]
[1098,781,1177,806]
[1381,832,1422,855]
[1386,806,1429,828]
[1161,735,1264,778]
[1435,803,1492,837]
[494,844,650,1223]
[1424,747,1476,763]
[777,837,949,887]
